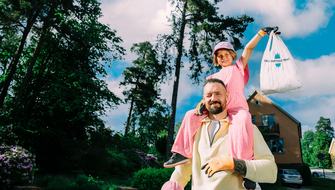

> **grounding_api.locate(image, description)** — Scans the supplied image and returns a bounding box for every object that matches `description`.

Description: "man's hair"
[204,78,227,90]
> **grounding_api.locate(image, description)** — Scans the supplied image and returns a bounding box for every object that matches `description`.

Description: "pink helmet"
[212,42,235,55]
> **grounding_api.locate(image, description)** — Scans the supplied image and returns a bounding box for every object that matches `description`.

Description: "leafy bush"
[106,149,130,176]
[105,148,159,176]
[132,167,191,190]
[33,174,54,187]
[36,174,112,190]
[75,174,109,189]
[46,176,78,190]
[132,167,173,190]
[0,144,35,189]
[298,163,312,185]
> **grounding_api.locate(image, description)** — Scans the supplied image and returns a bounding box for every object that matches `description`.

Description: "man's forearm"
[233,158,246,176]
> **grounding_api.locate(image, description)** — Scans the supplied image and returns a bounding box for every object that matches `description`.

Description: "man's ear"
[226,92,229,100]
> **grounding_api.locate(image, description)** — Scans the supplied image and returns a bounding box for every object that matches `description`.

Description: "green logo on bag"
[275,53,281,67]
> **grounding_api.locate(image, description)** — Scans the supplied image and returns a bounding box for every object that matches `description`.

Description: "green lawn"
[302,177,335,190]
[259,177,335,190]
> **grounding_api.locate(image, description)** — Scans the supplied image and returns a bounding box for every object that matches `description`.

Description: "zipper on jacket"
[208,121,221,147]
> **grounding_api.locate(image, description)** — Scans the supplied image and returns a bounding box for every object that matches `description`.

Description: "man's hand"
[201,156,235,177]
[258,26,281,36]
[195,100,206,116]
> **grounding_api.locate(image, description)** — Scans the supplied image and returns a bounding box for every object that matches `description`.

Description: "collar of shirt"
[201,115,229,123]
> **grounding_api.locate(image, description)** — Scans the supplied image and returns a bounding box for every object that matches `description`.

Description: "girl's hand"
[259,26,281,36]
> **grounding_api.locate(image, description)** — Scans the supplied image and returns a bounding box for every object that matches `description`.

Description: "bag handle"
[264,30,276,53]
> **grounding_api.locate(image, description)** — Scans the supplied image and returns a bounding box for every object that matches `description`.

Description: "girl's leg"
[229,109,256,189]
[164,109,207,167]
[228,109,254,160]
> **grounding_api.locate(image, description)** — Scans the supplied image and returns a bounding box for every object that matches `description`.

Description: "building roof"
[246,88,301,125]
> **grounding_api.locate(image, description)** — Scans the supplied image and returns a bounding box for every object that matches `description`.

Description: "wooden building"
[247,89,303,169]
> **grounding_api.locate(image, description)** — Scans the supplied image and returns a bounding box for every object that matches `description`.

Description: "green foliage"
[120,41,170,141]
[105,149,130,176]
[34,174,112,190]
[0,144,36,189]
[301,130,315,166]
[0,0,125,174]
[155,135,167,157]
[132,167,191,190]
[46,176,78,190]
[75,174,110,190]
[301,117,334,168]
[298,163,312,185]
[133,102,170,145]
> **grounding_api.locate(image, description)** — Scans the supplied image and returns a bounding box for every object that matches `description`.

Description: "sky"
[98,0,335,137]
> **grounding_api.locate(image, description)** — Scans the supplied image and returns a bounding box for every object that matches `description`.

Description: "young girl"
[164,27,279,168]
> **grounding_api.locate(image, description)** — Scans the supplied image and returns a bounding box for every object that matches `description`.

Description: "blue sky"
[99,0,335,136]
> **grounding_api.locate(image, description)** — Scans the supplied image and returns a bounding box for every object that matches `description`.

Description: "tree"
[120,41,170,135]
[134,101,170,145]
[301,117,334,168]
[159,0,254,158]
[301,130,315,166]
[315,117,334,139]
[0,0,44,108]
[0,0,125,172]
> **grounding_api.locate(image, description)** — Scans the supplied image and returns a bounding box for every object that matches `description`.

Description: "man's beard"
[207,101,225,114]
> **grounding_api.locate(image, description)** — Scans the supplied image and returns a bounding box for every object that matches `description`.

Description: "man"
[162,78,277,190]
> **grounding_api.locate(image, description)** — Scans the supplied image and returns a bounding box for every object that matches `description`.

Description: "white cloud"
[269,52,335,100]
[99,0,171,60]
[289,95,335,135]
[216,0,334,38]
[301,125,314,135]
[160,61,204,108]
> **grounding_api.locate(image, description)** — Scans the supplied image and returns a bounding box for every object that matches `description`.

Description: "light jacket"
[170,116,277,190]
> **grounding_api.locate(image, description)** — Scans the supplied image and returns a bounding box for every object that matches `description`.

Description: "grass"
[303,177,335,190]
[259,176,335,190]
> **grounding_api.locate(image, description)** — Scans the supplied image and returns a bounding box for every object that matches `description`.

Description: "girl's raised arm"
[241,27,279,69]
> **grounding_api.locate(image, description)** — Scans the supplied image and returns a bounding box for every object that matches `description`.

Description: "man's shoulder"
[185,109,209,119]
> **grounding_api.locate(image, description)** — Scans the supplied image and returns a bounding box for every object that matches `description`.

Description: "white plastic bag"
[260,31,302,95]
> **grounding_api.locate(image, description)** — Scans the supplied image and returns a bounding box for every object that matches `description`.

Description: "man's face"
[203,82,228,115]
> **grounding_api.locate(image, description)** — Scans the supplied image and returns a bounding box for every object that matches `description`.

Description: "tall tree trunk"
[25,51,53,118]
[0,9,40,108]
[125,74,140,135]
[125,94,135,135]
[14,8,53,106]
[165,0,188,160]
